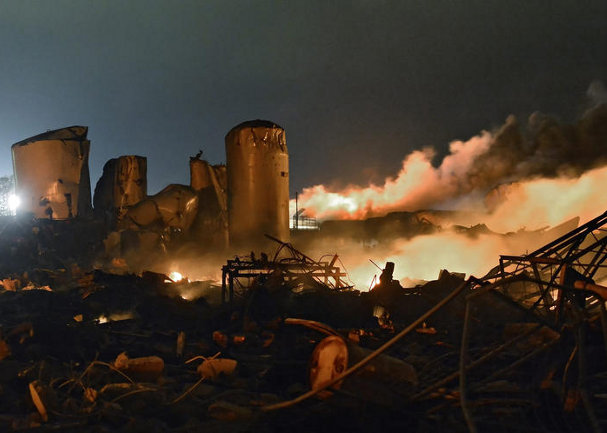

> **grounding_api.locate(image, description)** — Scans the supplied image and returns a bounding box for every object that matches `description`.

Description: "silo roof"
[11,126,88,148]
[227,119,283,136]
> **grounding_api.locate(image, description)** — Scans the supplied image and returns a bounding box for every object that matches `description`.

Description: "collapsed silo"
[93,155,147,224]
[226,120,289,249]
[11,126,92,219]
[190,154,229,249]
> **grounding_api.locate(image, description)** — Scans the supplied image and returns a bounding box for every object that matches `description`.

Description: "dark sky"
[1,0,605,194]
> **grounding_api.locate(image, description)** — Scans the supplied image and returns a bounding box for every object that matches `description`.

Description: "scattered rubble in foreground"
[0,214,607,432]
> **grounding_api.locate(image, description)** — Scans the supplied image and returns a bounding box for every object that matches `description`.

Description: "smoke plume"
[295,102,607,221]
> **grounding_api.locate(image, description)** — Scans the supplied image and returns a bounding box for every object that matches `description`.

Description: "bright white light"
[168,271,184,283]
[8,194,20,213]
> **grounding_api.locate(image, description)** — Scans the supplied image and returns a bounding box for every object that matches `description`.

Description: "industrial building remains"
[8,121,290,270]
[0,123,606,433]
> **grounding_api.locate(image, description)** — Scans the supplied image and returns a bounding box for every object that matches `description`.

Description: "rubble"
[1,198,607,432]
[0,109,604,433]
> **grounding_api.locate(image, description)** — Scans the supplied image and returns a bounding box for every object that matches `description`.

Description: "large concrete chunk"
[11,126,91,219]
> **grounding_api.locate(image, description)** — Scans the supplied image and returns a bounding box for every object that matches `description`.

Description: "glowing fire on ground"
[299,164,607,290]
[291,107,607,289]
[483,169,607,233]
[96,312,135,324]
[164,271,194,300]
[340,231,543,290]
[159,264,223,304]
[167,271,185,283]
[321,175,606,288]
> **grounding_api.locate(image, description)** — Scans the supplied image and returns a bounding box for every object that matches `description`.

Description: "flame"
[340,231,525,290]
[96,312,135,324]
[291,106,607,290]
[292,133,492,220]
[292,108,607,226]
[301,163,606,289]
[167,271,185,283]
[485,166,607,233]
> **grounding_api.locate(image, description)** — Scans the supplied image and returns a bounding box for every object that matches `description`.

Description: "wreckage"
[1,124,606,432]
[0,214,606,432]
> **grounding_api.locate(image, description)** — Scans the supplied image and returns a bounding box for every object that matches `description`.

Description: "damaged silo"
[121,184,199,232]
[190,154,229,249]
[225,120,289,248]
[11,126,92,219]
[93,155,147,224]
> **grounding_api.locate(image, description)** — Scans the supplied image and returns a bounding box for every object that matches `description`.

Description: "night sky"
[0,1,605,195]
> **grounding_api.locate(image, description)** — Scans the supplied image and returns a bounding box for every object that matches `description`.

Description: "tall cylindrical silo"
[226,120,289,249]
[11,126,92,219]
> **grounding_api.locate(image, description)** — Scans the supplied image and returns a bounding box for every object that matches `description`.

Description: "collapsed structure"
[3,122,607,432]
[0,209,606,432]
[9,121,289,265]
[11,126,92,220]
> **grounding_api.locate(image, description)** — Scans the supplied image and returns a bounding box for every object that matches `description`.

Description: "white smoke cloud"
[587,80,607,106]
[295,102,607,222]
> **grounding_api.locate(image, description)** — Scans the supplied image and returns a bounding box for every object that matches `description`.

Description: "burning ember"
[96,312,135,324]
[167,271,186,283]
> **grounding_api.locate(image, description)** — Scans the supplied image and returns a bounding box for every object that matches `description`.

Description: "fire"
[325,173,606,289]
[338,231,527,290]
[295,163,607,290]
[485,167,607,233]
[292,104,607,225]
[292,133,492,220]
[167,271,185,283]
[96,312,134,324]
[179,292,193,301]
[291,106,607,289]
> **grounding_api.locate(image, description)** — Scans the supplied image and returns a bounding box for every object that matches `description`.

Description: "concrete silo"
[11,126,92,219]
[225,120,289,249]
[93,155,147,224]
[190,154,229,249]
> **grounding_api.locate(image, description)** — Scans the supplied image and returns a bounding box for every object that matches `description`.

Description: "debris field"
[1,213,607,433]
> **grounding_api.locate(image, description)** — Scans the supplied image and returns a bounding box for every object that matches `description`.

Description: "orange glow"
[290,119,607,289]
[167,271,185,283]
[291,133,492,220]
[485,166,607,233]
[339,231,532,290]
[298,165,607,289]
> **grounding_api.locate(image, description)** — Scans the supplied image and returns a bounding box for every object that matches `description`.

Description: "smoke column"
[295,100,607,223]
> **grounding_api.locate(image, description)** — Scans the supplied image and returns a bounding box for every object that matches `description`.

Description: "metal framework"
[478,210,607,325]
[408,211,607,432]
[457,211,607,433]
[221,235,348,303]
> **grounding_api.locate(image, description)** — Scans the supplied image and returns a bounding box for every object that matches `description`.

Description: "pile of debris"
[0,215,606,432]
